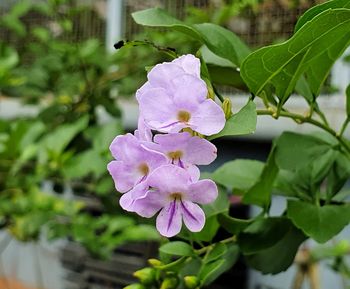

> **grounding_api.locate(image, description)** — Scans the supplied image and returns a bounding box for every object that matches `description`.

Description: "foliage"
[125,1,350,288]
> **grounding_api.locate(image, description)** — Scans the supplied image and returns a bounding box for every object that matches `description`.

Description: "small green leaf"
[287,200,350,243]
[199,243,239,286]
[212,159,264,193]
[209,100,256,140]
[204,243,227,263]
[159,241,194,257]
[201,186,229,218]
[218,214,253,235]
[194,23,250,66]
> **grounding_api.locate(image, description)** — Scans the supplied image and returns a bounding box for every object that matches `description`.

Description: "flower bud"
[184,275,200,289]
[160,276,179,289]
[148,258,163,267]
[222,97,233,119]
[123,283,145,289]
[207,83,215,100]
[133,268,156,285]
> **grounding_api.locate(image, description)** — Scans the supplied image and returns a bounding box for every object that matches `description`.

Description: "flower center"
[167,150,183,160]
[177,110,191,123]
[138,163,149,175]
[170,192,183,200]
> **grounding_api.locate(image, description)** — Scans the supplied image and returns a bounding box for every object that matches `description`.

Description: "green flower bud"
[160,276,179,289]
[184,276,200,289]
[148,258,163,267]
[222,97,233,119]
[133,268,156,285]
[123,283,145,289]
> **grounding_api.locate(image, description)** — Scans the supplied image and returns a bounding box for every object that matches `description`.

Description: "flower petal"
[187,179,218,204]
[172,54,200,77]
[171,75,207,110]
[156,200,182,237]
[147,165,192,194]
[109,133,143,162]
[107,160,135,193]
[133,188,168,218]
[147,62,185,89]
[183,136,217,165]
[134,115,153,142]
[180,201,205,232]
[137,87,178,130]
[190,99,225,136]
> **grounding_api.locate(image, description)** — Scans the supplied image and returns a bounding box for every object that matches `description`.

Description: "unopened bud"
[133,268,156,285]
[123,283,145,289]
[160,277,179,289]
[222,97,233,119]
[148,258,163,267]
[184,276,200,289]
[207,84,215,100]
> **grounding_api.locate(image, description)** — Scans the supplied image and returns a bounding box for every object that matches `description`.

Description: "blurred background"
[0,0,349,289]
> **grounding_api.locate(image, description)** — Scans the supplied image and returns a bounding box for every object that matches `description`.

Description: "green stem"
[339,117,350,137]
[195,235,236,255]
[257,109,350,156]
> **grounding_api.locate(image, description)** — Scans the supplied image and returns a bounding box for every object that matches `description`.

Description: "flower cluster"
[108,54,226,237]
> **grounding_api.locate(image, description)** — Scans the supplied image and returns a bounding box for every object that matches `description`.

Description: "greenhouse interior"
[0,0,349,289]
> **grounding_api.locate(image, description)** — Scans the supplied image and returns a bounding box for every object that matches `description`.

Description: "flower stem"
[339,117,350,138]
[195,235,237,255]
[256,109,350,156]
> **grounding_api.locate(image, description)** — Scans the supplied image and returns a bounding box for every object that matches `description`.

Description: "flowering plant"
[109,1,350,288]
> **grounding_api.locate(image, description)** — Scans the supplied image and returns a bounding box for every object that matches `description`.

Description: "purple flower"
[137,74,225,135]
[131,165,218,237]
[107,133,167,193]
[152,131,217,167]
[134,115,152,142]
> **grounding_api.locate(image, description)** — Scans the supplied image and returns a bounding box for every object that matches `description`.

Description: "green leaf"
[40,116,89,155]
[207,64,247,90]
[194,23,250,66]
[218,214,253,235]
[287,200,350,243]
[212,159,264,193]
[159,241,194,257]
[295,0,350,32]
[238,217,290,254]
[243,149,278,208]
[199,243,239,286]
[132,8,200,39]
[191,215,220,242]
[346,83,350,117]
[245,222,306,274]
[132,8,250,67]
[274,132,331,171]
[241,9,350,103]
[209,100,256,140]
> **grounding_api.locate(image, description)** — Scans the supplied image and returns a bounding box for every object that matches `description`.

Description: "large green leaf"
[237,217,290,254]
[295,0,350,32]
[208,100,257,140]
[241,9,350,104]
[287,200,350,243]
[211,159,264,193]
[244,222,306,274]
[274,132,331,171]
[132,8,250,66]
[243,149,278,208]
[218,214,253,235]
[159,241,194,257]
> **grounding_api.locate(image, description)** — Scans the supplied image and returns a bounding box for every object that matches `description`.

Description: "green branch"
[257,109,350,156]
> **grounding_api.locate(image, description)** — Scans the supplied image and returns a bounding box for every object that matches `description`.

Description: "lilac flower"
[107,133,167,193]
[152,131,217,167]
[134,115,152,142]
[137,74,225,135]
[132,165,218,237]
